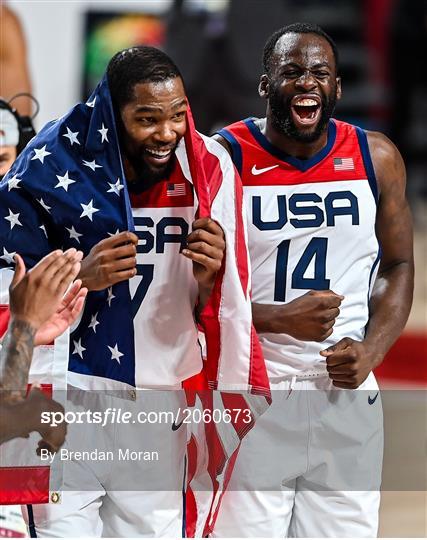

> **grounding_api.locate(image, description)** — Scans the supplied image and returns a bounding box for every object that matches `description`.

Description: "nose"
[295,70,317,91]
[153,122,176,145]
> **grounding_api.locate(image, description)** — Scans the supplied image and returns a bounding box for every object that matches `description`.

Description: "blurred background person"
[0,97,37,179]
[0,5,33,116]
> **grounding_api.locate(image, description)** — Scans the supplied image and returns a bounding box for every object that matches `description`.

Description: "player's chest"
[243,180,376,246]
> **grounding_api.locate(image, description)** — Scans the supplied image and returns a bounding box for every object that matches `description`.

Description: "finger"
[49,257,79,292]
[191,218,223,235]
[331,380,355,389]
[29,250,63,279]
[320,308,340,324]
[10,254,26,287]
[186,241,224,261]
[325,352,353,367]
[56,261,82,294]
[71,289,87,319]
[100,244,137,262]
[187,228,225,250]
[41,250,77,283]
[181,249,221,272]
[327,363,353,375]
[58,281,82,312]
[316,327,334,342]
[109,256,137,272]
[63,248,84,264]
[102,231,138,248]
[320,337,352,356]
[109,268,137,284]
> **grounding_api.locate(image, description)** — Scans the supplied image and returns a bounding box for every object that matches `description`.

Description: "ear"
[336,77,342,101]
[258,74,269,99]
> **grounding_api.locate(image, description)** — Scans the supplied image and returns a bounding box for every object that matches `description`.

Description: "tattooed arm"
[0,318,36,403]
[0,249,83,403]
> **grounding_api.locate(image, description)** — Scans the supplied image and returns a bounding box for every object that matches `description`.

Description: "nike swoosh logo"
[368,392,379,405]
[171,420,184,431]
[251,164,279,176]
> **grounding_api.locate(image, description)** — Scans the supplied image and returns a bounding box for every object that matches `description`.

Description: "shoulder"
[211,133,231,156]
[365,130,406,193]
[1,7,26,50]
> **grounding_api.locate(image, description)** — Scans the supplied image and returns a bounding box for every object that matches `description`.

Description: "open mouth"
[291,96,321,128]
[144,147,174,166]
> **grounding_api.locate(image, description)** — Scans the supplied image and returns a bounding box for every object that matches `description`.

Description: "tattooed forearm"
[0,318,36,403]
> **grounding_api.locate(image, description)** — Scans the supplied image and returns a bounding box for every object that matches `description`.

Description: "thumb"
[10,254,26,288]
[320,337,351,356]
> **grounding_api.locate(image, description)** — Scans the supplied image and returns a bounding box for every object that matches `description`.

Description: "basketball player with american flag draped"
[212,23,414,538]
[0,46,269,537]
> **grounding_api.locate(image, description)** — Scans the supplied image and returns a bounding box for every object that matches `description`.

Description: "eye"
[283,70,300,78]
[314,71,330,79]
[137,117,156,125]
[172,111,186,121]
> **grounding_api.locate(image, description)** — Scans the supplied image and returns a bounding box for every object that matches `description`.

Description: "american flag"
[166,182,186,196]
[334,157,354,171]
[0,76,270,532]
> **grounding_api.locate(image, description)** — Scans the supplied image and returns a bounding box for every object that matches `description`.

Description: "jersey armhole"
[355,126,379,205]
[216,129,243,176]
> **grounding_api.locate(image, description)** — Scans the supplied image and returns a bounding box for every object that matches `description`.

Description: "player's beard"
[123,147,178,193]
[268,80,337,143]
[129,150,176,185]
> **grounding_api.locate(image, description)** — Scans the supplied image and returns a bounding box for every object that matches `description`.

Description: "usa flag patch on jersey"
[334,157,354,170]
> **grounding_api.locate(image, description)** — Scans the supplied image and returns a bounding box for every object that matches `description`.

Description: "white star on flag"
[89,313,100,333]
[80,199,99,221]
[98,123,109,143]
[5,209,22,230]
[107,287,115,306]
[39,224,48,238]
[107,179,124,196]
[73,339,86,359]
[86,97,96,108]
[66,225,82,243]
[31,145,51,164]
[83,159,102,171]
[55,171,76,192]
[7,175,22,191]
[37,198,51,213]
[108,344,123,364]
[63,127,80,146]
[0,248,16,264]
[108,229,121,237]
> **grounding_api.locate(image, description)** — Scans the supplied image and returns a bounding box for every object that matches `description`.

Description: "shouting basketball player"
[211,23,414,538]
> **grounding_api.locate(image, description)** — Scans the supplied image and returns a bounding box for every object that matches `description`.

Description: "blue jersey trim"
[181,455,187,538]
[217,128,243,175]
[355,126,379,205]
[27,505,38,538]
[243,118,337,172]
[369,248,382,290]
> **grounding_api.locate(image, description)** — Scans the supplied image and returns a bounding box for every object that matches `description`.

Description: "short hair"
[263,23,339,75]
[107,46,182,110]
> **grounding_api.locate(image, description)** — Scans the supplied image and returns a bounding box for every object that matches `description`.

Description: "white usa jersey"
[129,162,201,388]
[219,118,380,379]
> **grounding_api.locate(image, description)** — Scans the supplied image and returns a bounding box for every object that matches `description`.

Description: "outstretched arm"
[322,132,414,388]
[0,249,82,402]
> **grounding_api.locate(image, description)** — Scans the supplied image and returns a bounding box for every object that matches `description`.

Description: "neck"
[263,116,329,160]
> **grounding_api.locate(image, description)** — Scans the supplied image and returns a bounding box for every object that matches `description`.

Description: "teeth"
[295,98,318,107]
[146,148,172,157]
